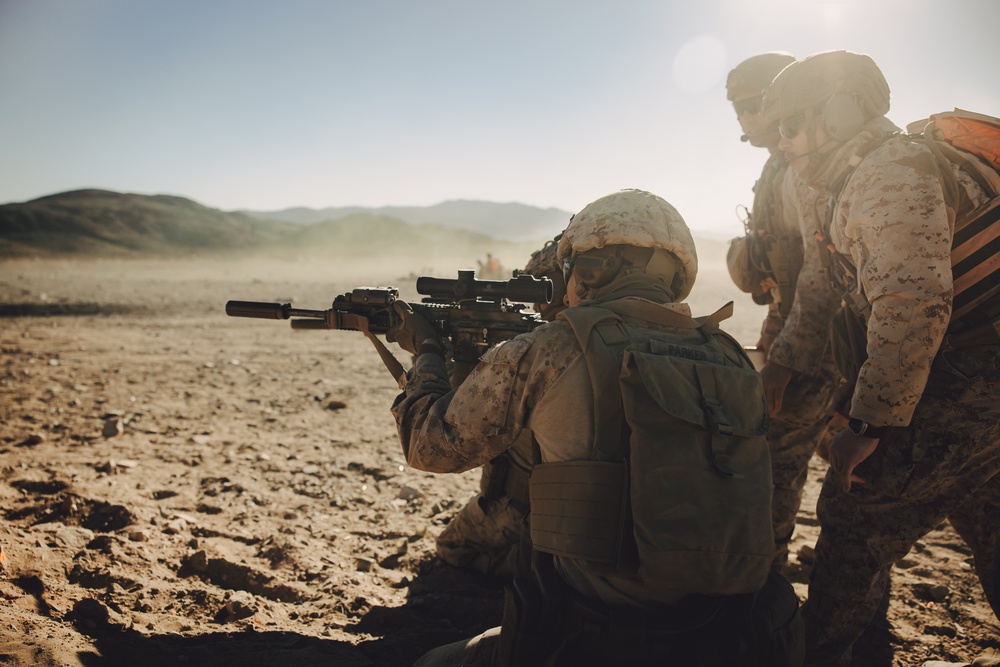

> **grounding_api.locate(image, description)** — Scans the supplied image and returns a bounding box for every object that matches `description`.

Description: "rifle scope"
[416,270,552,305]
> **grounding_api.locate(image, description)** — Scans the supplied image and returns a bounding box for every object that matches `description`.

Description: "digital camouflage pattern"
[817,118,991,426]
[433,489,525,577]
[556,189,698,301]
[432,238,565,578]
[803,344,1000,666]
[768,172,843,374]
[791,115,1000,666]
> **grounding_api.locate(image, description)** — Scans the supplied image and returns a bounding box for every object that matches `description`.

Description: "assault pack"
[528,298,774,596]
[907,109,1000,324]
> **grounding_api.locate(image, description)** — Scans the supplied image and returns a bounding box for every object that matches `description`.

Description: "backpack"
[907,109,1000,323]
[528,299,774,596]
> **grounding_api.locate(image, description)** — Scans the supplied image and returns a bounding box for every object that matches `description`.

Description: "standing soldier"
[762,49,1000,666]
[434,234,567,578]
[725,52,842,570]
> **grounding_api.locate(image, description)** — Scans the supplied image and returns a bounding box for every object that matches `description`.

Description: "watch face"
[848,418,866,436]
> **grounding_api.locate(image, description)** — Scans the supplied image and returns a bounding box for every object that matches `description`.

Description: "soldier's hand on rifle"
[386,302,444,356]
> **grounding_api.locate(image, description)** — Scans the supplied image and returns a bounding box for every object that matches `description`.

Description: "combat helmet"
[558,189,697,300]
[726,52,795,102]
[761,50,890,142]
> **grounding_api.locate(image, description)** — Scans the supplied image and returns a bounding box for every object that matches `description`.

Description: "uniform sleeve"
[836,145,953,426]
[768,171,842,372]
[390,336,536,474]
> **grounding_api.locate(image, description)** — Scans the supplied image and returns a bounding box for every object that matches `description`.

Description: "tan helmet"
[726,52,795,101]
[557,189,698,300]
[761,50,890,142]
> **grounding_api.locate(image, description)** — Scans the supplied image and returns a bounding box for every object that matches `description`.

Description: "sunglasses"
[778,109,812,140]
[732,95,763,117]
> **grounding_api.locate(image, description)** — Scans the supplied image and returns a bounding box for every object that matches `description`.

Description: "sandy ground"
[1,254,998,666]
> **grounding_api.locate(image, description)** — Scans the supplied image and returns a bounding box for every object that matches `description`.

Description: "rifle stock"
[226,270,551,386]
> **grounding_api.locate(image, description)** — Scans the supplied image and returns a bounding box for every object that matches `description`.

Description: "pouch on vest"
[530,301,774,596]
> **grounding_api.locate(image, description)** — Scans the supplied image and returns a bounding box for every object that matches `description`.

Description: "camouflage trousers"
[769,368,839,570]
[435,493,525,578]
[802,344,1000,667]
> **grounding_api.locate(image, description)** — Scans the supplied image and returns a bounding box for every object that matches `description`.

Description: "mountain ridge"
[0,189,553,259]
[0,189,734,262]
[238,199,572,242]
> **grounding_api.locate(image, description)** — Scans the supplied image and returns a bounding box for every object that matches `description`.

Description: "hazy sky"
[2,0,998,238]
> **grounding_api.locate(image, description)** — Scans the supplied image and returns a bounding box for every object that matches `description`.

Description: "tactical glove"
[386,301,444,356]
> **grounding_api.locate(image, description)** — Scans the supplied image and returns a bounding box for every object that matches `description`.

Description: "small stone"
[923,624,957,638]
[221,591,256,621]
[187,550,209,572]
[102,417,124,439]
[927,584,950,602]
[356,557,376,572]
[972,649,1000,667]
[397,486,421,501]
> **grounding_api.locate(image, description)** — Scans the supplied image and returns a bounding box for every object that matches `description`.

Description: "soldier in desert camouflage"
[762,49,1000,666]
[725,52,842,571]
[434,235,566,578]
[385,189,803,666]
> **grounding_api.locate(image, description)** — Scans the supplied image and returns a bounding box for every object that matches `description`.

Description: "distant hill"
[0,189,537,259]
[0,189,732,269]
[0,189,296,256]
[239,200,572,242]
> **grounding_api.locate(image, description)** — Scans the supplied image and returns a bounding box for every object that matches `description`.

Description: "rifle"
[226,270,552,387]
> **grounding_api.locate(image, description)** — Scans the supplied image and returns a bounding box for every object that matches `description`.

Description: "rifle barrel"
[225,300,327,321]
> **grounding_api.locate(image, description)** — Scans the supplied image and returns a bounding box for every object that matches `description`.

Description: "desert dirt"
[1,252,998,667]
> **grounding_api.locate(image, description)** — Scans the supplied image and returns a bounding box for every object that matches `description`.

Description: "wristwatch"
[848,417,886,439]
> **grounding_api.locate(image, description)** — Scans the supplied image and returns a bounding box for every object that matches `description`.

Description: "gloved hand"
[386,301,443,356]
